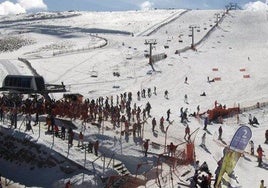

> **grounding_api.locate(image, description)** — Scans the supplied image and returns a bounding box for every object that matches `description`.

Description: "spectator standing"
[265,130,268,144]
[260,180,266,188]
[257,145,264,167]
[94,140,99,156]
[88,141,93,153]
[152,117,156,132]
[249,140,254,155]
[78,132,84,147]
[61,126,66,140]
[143,139,149,157]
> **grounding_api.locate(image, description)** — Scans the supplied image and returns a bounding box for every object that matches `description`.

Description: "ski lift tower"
[145,39,157,71]
[188,25,199,49]
[214,13,221,26]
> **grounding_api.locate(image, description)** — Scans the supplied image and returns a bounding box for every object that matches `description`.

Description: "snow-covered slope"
[0,8,268,188]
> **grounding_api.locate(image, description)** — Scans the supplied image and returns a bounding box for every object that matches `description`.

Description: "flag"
[215,125,252,187]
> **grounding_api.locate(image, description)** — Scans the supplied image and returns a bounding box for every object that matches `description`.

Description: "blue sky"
[0,0,266,15]
[42,0,263,11]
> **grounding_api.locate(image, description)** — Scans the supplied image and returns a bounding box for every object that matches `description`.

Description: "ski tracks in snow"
[0,59,21,75]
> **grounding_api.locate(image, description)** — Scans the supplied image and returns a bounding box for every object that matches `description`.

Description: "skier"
[68,128,74,147]
[137,120,142,137]
[152,117,156,132]
[142,89,146,98]
[166,109,171,122]
[201,133,206,147]
[137,91,141,101]
[252,116,259,125]
[249,140,254,155]
[200,92,206,96]
[145,102,152,117]
[143,139,149,157]
[61,126,66,140]
[94,140,99,156]
[184,125,190,140]
[257,145,264,167]
[25,113,32,132]
[203,117,208,130]
[164,90,169,99]
[77,132,84,147]
[153,86,157,95]
[248,114,252,125]
[218,126,222,140]
[184,77,188,84]
[87,141,93,153]
[180,107,184,123]
[184,94,188,104]
[169,142,176,156]
[54,125,59,138]
[0,105,3,121]
[197,105,200,114]
[194,160,200,171]
[160,116,164,131]
[147,88,151,98]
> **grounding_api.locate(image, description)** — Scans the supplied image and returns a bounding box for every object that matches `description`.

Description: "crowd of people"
[0,83,267,187]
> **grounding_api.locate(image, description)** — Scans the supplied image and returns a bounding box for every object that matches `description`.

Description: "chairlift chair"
[90,71,98,78]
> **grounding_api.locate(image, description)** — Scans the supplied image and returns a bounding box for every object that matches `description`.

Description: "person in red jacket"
[257,145,264,167]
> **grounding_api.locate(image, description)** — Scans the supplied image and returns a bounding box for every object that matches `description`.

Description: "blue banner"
[215,125,252,187]
[229,125,252,152]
